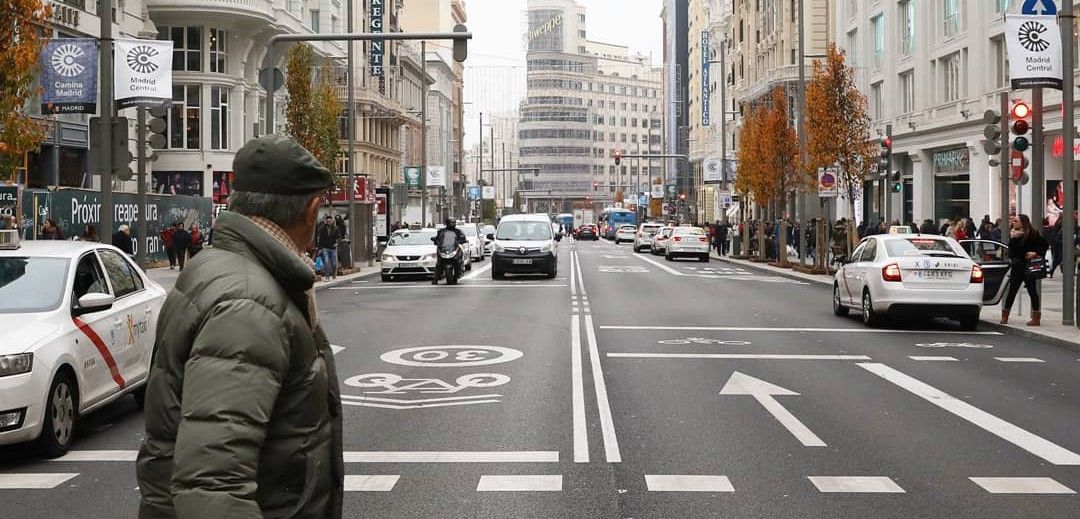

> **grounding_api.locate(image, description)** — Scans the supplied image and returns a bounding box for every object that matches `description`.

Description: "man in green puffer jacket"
[136,134,344,519]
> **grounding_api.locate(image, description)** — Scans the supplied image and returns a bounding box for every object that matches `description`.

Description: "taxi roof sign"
[0,230,21,250]
[889,226,912,235]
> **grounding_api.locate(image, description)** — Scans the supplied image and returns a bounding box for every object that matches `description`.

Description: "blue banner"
[40,39,98,114]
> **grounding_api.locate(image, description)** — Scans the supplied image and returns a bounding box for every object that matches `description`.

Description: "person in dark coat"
[1047,218,1064,278]
[112,224,134,255]
[316,214,339,281]
[171,223,191,271]
[136,134,344,519]
[1000,214,1050,327]
[41,218,64,240]
[81,224,99,242]
[160,224,177,269]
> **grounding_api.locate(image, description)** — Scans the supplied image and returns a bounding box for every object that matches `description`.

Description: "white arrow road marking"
[330,345,345,355]
[633,254,688,276]
[719,372,826,447]
[858,363,1080,465]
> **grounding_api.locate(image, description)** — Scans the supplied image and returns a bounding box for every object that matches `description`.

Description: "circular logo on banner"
[1018,20,1051,52]
[51,44,86,77]
[126,45,160,74]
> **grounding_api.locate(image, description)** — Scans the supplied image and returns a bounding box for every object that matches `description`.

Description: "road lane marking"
[808,476,905,493]
[600,326,1002,335]
[585,315,621,462]
[342,399,501,410]
[969,477,1076,494]
[858,363,1080,465]
[341,394,502,404]
[342,451,559,463]
[994,357,1046,363]
[344,475,400,492]
[477,475,562,492]
[645,475,734,492]
[460,262,492,280]
[331,284,568,290]
[570,250,578,295]
[608,353,872,361]
[719,372,826,447]
[0,474,79,489]
[330,345,346,355]
[571,314,588,463]
[51,450,137,462]
[908,356,960,362]
[633,253,688,276]
[574,251,589,297]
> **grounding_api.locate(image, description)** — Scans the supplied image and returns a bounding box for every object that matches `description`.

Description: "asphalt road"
[3,238,1080,518]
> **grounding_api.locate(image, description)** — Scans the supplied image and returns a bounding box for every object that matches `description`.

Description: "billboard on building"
[114,38,174,108]
[527,9,564,52]
[40,39,98,114]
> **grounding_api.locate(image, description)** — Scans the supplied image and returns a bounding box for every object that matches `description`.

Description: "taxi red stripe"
[72,317,126,389]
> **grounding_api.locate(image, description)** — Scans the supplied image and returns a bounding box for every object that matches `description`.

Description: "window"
[209,28,227,73]
[871,15,884,70]
[871,81,883,119]
[331,15,339,34]
[578,30,586,38]
[162,26,202,72]
[210,86,229,150]
[72,254,107,301]
[900,70,915,113]
[944,0,960,37]
[98,250,143,298]
[257,96,266,137]
[310,9,320,32]
[993,37,1010,88]
[170,85,201,149]
[900,0,915,56]
[846,29,858,67]
[941,52,962,102]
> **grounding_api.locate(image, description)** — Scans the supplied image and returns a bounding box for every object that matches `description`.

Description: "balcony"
[145,0,275,21]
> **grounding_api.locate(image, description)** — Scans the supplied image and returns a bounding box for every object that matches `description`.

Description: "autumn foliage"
[285,44,343,174]
[0,1,52,182]
[734,87,803,211]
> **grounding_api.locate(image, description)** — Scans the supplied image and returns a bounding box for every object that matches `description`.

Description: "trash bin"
[337,239,352,270]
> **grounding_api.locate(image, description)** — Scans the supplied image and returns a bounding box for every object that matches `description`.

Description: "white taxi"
[0,233,166,456]
[665,226,711,262]
[832,234,985,329]
[381,228,440,281]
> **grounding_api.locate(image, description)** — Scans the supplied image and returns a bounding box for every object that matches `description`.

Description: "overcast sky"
[462,0,664,147]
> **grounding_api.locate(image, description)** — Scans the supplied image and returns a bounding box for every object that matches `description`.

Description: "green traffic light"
[892,182,902,193]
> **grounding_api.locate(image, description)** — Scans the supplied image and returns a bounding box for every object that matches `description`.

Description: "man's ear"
[306,195,323,221]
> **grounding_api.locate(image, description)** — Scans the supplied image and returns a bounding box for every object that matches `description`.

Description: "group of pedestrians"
[159,221,205,271]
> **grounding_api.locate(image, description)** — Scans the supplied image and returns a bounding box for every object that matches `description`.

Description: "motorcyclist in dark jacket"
[432,219,468,285]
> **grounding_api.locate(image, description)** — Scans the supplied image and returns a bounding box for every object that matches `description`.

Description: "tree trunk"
[778,219,789,266]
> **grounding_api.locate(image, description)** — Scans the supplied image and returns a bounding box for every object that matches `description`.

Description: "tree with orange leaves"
[806,44,876,254]
[0,1,52,182]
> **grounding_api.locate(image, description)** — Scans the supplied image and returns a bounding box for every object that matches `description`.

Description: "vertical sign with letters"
[701,31,710,127]
[370,0,384,76]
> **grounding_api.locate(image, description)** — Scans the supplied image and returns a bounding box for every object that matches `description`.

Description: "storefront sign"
[0,186,19,217]
[468,185,481,200]
[375,192,388,238]
[1005,14,1064,90]
[651,184,664,199]
[114,39,174,108]
[40,39,97,114]
[1051,135,1080,160]
[701,31,710,127]
[932,147,970,174]
[482,186,496,200]
[370,0,384,76]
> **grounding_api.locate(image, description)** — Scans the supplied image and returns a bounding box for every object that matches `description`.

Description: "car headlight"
[541,243,553,253]
[421,253,436,261]
[0,353,32,377]
[494,242,505,252]
[381,254,395,262]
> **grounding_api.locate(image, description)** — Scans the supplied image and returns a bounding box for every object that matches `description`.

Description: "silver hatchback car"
[633,223,664,253]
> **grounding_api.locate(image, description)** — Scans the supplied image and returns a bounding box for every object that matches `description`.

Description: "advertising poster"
[1045,180,1078,225]
[40,39,98,114]
[114,38,174,108]
[153,172,203,196]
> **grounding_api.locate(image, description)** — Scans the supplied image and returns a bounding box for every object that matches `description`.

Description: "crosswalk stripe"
[994,357,1045,363]
[476,475,562,492]
[808,476,905,493]
[344,475,400,492]
[51,450,137,462]
[969,477,1076,494]
[0,474,79,489]
[909,356,960,362]
[645,475,734,492]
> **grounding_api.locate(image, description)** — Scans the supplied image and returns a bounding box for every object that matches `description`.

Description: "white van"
[491,213,561,279]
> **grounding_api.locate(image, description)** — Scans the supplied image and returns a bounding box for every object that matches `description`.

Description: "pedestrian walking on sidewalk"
[316,214,339,281]
[171,223,191,271]
[160,224,176,269]
[1000,214,1050,327]
[136,134,344,519]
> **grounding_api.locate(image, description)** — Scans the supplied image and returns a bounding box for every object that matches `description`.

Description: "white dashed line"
[476,475,562,492]
[645,475,735,492]
[808,476,905,493]
[969,477,1076,494]
[344,475,400,492]
[908,356,960,362]
[994,357,1046,363]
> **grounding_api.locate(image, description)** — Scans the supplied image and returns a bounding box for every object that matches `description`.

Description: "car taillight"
[698,237,708,243]
[970,265,984,284]
[673,236,682,242]
[882,263,902,282]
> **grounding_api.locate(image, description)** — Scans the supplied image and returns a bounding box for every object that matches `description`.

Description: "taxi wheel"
[861,290,882,327]
[833,284,849,316]
[37,372,78,458]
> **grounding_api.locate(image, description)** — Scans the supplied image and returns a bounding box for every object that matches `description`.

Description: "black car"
[576,225,599,240]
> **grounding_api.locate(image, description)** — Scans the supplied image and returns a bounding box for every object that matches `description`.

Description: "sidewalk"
[146,262,381,292]
[711,251,1080,351]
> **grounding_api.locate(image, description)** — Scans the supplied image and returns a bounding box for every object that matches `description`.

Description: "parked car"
[633,223,664,253]
[482,224,497,256]
[833,234,988,329]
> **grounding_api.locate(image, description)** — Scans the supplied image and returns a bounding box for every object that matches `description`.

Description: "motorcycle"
[433,232,465,285]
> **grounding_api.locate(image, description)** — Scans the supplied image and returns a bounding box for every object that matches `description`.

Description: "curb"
[715,255,1080,352]
[314,267,381,291]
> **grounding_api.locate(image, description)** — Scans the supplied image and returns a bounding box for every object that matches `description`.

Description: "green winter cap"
[232,134,334,195]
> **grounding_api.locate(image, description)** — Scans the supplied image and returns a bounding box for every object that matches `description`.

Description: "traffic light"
[878,136,892,177]
[614,149,623,166]
[889,171,902,193]
[593,180,600,191]
[678,192,687,201]
[1011,100,1032,152]
[90,116,133,181]
[982,109,1003,167]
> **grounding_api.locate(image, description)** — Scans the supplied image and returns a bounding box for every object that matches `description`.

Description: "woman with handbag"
[1000,214,1050,326]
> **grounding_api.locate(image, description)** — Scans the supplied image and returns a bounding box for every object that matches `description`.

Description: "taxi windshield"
[0,257,69,313]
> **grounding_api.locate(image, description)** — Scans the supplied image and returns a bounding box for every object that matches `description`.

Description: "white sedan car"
[665,226,711,262]
[833,234,985,329]
[381,229,440,281]
[0,236,166,456]
[614,225,638,244]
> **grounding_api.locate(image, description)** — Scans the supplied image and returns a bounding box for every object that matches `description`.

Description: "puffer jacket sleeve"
[169,298,291,519]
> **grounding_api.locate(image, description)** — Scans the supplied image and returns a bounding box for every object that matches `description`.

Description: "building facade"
[521,0,663,213]
[838,0,1079,227]
[662,0,690,217]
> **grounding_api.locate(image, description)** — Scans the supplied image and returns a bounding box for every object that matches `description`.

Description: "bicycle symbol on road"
[915,342,994,349]
[344,372,511,394]
[597,265,650,273]
[657,337,752,346]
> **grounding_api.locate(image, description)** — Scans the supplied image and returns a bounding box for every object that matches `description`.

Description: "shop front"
[932,146,970,224]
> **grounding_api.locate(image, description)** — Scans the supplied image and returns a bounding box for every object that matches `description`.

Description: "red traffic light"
[592,180,600,190]
[881,136,892,149]
[1011,101,1031,119]
[614,149,623,166]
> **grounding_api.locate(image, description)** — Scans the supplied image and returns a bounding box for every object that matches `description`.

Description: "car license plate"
[513,259,533,265]
[399,262,418,268]
[915,269,953,279]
